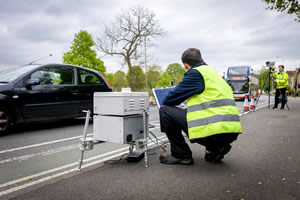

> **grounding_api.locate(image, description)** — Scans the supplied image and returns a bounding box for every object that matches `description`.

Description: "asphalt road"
[0,97,270,198]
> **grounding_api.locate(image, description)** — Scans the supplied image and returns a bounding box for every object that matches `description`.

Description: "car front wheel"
[0,106,11,136]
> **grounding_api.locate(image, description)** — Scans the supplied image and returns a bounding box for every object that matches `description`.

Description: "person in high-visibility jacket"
[159,48,242,165]
[273,65,289,109]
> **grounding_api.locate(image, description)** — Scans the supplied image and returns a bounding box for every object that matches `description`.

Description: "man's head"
[278,65,284,72]
[181,48,203,70]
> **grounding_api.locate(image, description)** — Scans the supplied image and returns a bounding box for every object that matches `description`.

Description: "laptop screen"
[152,87,175,108]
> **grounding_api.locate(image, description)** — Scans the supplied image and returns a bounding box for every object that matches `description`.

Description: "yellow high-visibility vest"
[274,71,289,89]
[187,65,242,140]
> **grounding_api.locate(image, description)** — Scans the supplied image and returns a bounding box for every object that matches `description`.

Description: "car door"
[76,68,110,112]
[17,65,81,122]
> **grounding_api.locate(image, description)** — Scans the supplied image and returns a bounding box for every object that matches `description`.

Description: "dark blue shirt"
[162,62,206,106]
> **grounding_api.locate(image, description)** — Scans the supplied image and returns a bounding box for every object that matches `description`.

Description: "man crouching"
[159,48,242,165]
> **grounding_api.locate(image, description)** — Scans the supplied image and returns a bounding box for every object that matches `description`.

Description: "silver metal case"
[93,115,144,144]
[93,92,149,115]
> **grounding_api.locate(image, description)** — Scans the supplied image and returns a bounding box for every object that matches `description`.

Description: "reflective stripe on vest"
[188,114,240,128]
[188,99,236,112]
[187,65,242,140]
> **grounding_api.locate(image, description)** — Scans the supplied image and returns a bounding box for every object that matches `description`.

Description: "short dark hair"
[278,65,284,69]
[181,48,203,66]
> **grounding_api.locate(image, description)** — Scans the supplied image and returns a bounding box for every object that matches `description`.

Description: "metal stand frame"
[255,67,290,111]
[254,67,274,111]
[78,109,149,170]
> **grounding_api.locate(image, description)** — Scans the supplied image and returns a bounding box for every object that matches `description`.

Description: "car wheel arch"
[0,103,16,136]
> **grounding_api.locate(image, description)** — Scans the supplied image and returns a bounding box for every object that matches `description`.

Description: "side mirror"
[25,79,41,87]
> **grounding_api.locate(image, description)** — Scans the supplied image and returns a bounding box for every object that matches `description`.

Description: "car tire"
[0,105,12,136]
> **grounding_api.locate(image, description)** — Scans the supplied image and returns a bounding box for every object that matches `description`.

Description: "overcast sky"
[0,0,299,74]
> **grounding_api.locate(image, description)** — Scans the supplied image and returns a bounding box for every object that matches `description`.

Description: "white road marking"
[0,151,128,196]
[0,120,161,154]
[0,136,167,196]
[0,146,129,189]
[0,134,91,154]
[0,145,79,164]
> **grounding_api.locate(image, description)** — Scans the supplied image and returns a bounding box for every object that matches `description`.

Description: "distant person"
[273,65,289,110]
[159,48,242,165]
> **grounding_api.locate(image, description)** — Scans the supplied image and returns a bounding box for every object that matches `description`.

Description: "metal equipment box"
[93,115,144,144]
[94,92,149,116]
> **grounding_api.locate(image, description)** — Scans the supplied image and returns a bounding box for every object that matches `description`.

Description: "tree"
[166,63,186,85]
[113,70,128,91]
[63,30,106,74]
[157,72,171,87]
[258,66,276,92]
[126,66,145,91]
[146,65,161,89]
[105,73,114,87]
[166,63,185,76]
[97,6,164,91]
[262,0,300,22]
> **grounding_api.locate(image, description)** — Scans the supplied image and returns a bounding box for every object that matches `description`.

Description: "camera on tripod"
[266,61,275,71]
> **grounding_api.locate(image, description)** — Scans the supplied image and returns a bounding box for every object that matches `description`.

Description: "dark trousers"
[159,105,239,159]
[274,88,287,109]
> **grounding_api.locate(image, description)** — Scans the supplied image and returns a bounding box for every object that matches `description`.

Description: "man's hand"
[274,80,277,83]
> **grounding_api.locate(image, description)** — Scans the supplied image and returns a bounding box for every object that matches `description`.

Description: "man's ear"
[183,63,191,70]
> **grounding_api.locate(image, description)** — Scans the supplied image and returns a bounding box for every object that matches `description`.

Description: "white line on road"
[0,135,167,197]
[0,135,91,154]
[0,146,129,189]
[0,120,161,155]
[0,151,128,197]
[0,145,79,164]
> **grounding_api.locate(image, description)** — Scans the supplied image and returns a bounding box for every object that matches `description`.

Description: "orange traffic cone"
[149,93,153,105]
[243,94,249,112]
[250,94,255,111]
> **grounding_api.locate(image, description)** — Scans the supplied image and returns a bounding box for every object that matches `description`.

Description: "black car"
[0,63,112,135]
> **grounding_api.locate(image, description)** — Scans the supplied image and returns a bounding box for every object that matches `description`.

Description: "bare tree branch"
[96,6,165,91]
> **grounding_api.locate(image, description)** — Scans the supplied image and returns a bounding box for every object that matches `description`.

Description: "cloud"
[0,0,299,74]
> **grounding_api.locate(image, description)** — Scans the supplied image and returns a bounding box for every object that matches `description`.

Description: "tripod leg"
[255,71,271,110]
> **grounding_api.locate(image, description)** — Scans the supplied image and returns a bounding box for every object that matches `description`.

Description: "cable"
[104,131,169,164]
[103,153,129,164]
[147,130,169,153]
[148,123,155,128]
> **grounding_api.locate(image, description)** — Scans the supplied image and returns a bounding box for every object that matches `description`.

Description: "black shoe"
[272,107,278,110]
[280,107,284,110]
[205,145,231,163]
[159,154,194,165]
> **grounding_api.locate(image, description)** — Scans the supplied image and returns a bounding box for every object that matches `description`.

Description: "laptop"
[152,87,186,109]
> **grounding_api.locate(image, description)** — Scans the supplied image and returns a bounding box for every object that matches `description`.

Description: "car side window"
[78,69,104,85]
[30,67,75,85]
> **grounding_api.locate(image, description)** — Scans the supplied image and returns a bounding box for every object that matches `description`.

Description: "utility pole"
[144,35,147,89]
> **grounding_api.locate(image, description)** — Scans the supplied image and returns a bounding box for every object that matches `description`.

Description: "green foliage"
[126,66,145,91]
[287,86,295,96]
[262,0,300,22]
[157,72,172,87]
[63,30,106,74]
[258,66,276,92]
[113,70,128,91]
[146,65,161,89]
[105,73,114,87]
[166,63,185,76]
[166,63,185,85]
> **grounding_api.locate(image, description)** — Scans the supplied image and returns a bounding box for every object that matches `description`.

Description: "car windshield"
[0,65,39,83]
[227,80,249,93]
